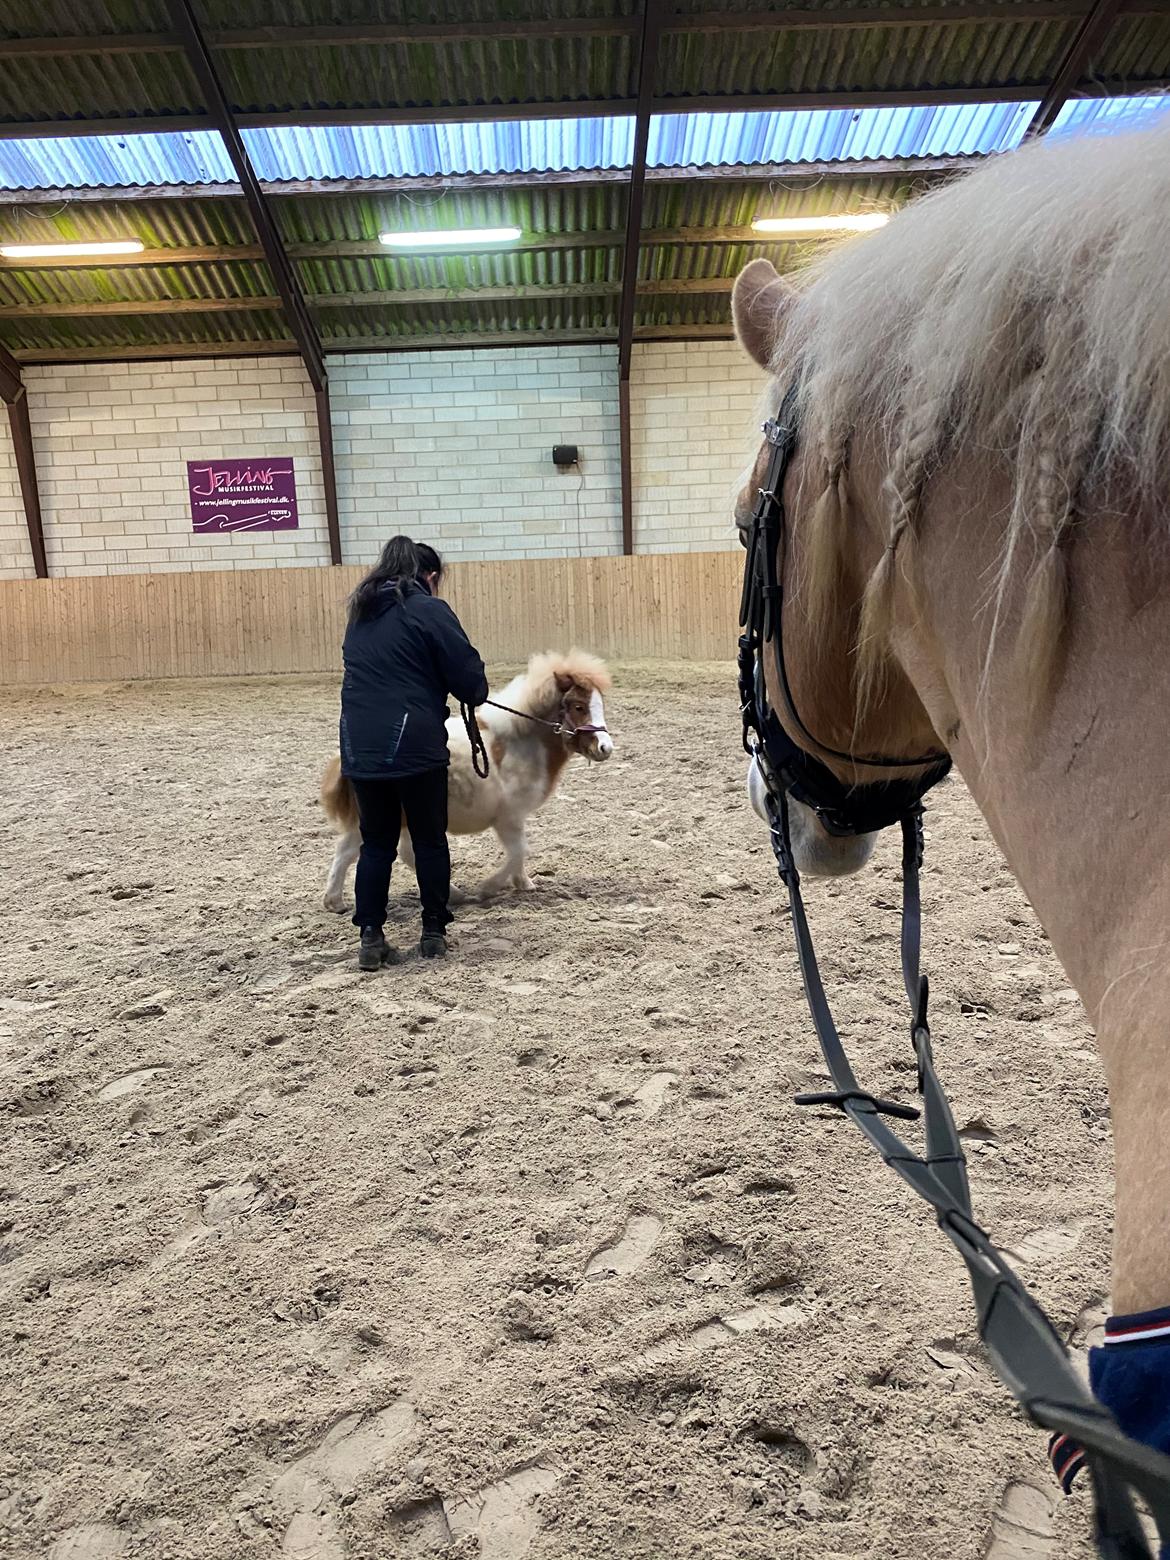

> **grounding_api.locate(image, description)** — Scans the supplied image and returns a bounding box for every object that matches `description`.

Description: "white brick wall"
[0,340,764,579]
[629,340,766,554]
[330,345,621,564]
[11,358,331,579]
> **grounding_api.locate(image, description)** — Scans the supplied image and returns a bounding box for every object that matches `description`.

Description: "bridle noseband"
[739,383,1170,1559]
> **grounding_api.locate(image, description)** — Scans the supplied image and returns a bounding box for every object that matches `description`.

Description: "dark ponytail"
[415,541,444,586]
[348,535,421,624]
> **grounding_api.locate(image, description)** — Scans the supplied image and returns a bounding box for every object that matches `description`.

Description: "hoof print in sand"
[1008,1224,1082,1266]
[616,1300,808,1381]
[627,1070,679,1117]
[201,1176,274,1226]
[985,1481,1055,1559]
[585,1213,662,1279]
[266,1402,418,1559]
[98,1066,168,1102]
[50,1528,126,1560]
[925,1336,981,1382]
[598,1070,679,1122]
[445,1460,562,1560]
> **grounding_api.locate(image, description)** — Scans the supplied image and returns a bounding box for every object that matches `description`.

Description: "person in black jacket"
[340,535,488,969]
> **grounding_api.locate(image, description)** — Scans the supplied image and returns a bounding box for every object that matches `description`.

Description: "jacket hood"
[369,577,428,617]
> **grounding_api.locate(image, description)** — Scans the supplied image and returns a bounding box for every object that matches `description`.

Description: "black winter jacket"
[339,580,488,780]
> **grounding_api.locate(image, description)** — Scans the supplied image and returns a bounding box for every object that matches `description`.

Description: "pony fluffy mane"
[771,109,1170,702]
[492,649,611,723]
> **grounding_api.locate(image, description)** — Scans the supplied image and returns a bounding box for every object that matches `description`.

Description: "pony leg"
[475,819,530,898]
[323,827,360,913]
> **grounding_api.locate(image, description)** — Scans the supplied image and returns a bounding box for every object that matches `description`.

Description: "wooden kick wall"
[0,553,743,685]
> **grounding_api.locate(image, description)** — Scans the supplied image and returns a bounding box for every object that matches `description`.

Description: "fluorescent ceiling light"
[379,226,522,249]
[0,239,146,260]
[751,213,890,235]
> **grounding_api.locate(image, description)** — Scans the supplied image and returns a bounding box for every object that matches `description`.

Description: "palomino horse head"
[731,256,951,880]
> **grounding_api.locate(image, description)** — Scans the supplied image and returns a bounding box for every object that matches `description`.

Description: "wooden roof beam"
[164,0,325,392]
[0,223,944,269]
[617,0,668,555]
[0,341,48,578]
[8,322,737,365]
[0,276,748,320]
[1025,0,1128,132]
[164,0,341,564]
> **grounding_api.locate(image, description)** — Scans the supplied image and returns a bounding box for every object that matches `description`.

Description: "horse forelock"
[761,107,1170,709]
[526,650,611,700]
[493,650,611,724]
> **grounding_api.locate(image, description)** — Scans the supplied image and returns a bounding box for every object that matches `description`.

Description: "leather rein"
[739,383,1170,1558]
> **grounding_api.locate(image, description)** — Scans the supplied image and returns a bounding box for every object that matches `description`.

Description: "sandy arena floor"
[0,664,1113,1560]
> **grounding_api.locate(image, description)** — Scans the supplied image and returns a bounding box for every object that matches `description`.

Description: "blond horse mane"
[764,108,1170,708]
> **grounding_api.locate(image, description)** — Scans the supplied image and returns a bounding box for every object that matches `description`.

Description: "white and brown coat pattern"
[320,650,612,908]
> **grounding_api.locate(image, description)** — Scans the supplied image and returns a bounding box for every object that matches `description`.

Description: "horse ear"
[554,670,575,693]
[732,258,795,371]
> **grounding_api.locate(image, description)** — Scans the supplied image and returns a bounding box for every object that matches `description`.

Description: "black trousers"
[351,768,452,934]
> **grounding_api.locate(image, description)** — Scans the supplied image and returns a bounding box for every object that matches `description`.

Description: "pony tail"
[347,534,421,625]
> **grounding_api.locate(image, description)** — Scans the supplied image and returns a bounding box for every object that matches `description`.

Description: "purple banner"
[187,457,299,533]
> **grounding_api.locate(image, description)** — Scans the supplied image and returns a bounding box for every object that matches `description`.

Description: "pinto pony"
[732,116,1170,1539]
[321,650,612,909]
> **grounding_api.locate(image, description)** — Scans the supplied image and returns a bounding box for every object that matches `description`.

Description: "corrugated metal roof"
[3,97,1168,194]
[1,0,1168,362]
[656,18,1066,103]
[649,101,1039,165]
[7,0,1169,134]
[1,95,1167,359]
[0,102,1050,193]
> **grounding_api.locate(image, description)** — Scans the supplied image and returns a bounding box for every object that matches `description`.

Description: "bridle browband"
[740,382,1170,1559]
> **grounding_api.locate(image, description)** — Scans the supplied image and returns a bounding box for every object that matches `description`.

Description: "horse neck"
[493,676,569,786]
[896,461,1164,1002]
[895,456,1170,1312]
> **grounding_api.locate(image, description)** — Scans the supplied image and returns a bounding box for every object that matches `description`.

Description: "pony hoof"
[514,876,536,892]
[448,887,468,906]
[323,894,348,914]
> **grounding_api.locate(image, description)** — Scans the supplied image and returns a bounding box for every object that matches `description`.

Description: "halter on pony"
[739,383,1170,1559]
[461,696,610,781]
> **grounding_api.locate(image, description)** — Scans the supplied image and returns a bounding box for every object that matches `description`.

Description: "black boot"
[358,926,398,971]
[419,925,448,959]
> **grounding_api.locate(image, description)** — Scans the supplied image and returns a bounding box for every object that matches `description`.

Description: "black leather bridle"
[739,384,1170,1559]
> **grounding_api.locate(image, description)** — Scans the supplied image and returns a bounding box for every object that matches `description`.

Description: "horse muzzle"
[569,723,613,761]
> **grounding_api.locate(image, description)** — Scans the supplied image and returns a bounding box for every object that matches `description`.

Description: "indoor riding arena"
[1,8,1166,1560]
